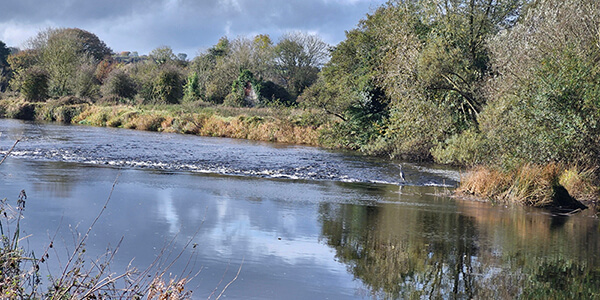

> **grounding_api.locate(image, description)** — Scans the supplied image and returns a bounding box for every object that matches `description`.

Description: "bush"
[20,67,48,102]
[101,69,137,100]
[223,91,248,107]
[431,129,489,166]
[259,81,293,107]
[5,100,36,120]
[150,65,183,104]
[74,60,100,99]
[183,71,201,102]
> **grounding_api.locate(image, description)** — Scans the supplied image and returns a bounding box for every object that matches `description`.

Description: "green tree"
[468,0,600,168]
[209,37,230,58]
[0,40,10,92]
[252,34,276,80]
[150,46,177,66]
[225,69,261,107]
[183,71,201,102]
[20,67,48,101]
[307,7,393,152]
[27,28,111,98]
[313,0,525,159]
[42,31,85,96]
[275,32,329,98]
[100,69,137,101]
[188,37,234,104]
[150,65,184,104]
[6,50,39,93]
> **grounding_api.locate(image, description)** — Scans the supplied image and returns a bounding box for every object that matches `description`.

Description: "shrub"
[259,81,293,107]
[101,69,137,100]
[183,71,201,102]
[150,66,183,104]
[431,129,489,166]
[20,67,48,102]
[74,60,100,99]
[4,100,36,120]
[223,91,247,107]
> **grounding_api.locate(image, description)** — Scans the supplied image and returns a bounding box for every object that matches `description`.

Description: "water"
[0,119,599,299]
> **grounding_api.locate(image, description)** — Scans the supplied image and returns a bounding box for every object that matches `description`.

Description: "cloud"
[0,0,386,56]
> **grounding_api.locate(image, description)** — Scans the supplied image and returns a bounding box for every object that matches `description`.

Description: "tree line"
[0,28,329,108]
[304,0,600,171]
[1,0,599,172]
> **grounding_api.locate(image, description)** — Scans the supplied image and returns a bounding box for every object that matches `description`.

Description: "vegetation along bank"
[1,0,599,209]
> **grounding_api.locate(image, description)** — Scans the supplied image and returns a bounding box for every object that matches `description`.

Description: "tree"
[225,69,261,107]
[41,30,87,96]
[6,50,39,93]
[313,0,525,159]
[0,40,10,92]
[252,34,276,80]
[61,28,112,61]
[275,32,329,97]
[472,0,600,167]
[149,46,177,66]
[25,28,111,97]
[150,65,184,104]
[208,37,230,58]
[183,71,201,102]
[29,28,112,61]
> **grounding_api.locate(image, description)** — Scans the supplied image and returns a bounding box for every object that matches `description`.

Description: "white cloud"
[0,0,387,56]
[0,21,55,49]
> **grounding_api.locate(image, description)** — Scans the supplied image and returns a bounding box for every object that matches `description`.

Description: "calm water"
[0,119,599,299]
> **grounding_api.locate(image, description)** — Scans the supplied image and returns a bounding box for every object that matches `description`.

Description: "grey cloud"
[1,0,385,56]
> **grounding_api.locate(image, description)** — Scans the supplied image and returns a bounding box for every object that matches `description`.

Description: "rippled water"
[1,119,599,299]
[0,119,458,186]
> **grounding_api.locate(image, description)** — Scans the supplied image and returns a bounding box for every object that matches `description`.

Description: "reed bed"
[458,163,598,207]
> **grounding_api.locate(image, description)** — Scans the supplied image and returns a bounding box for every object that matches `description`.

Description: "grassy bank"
[0,96,326,146]
[458,163,598,209]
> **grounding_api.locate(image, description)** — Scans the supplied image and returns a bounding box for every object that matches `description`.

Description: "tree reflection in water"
[318,191,600,299]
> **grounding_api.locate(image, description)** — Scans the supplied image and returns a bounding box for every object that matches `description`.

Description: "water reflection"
[319,190,479,299]
[319,188,600,299]
[156,189,180,234]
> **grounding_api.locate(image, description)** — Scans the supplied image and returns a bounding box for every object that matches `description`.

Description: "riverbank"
[0,96,326,146]
[457,163,598,211]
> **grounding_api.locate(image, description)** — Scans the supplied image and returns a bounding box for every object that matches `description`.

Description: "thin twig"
[208,261,231,299]
[215,258,244,300]
[0,139,20,166]
[51,172,121,299]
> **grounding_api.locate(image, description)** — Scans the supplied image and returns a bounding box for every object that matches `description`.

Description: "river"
[0,119,599,299]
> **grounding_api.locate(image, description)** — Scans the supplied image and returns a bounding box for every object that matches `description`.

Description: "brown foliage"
[458,163,595,207]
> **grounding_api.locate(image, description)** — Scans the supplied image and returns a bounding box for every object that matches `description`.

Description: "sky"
[0,0,386,58]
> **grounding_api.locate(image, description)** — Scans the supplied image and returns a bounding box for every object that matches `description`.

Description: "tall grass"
[0,96,325,146]
[458,163,597,208]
